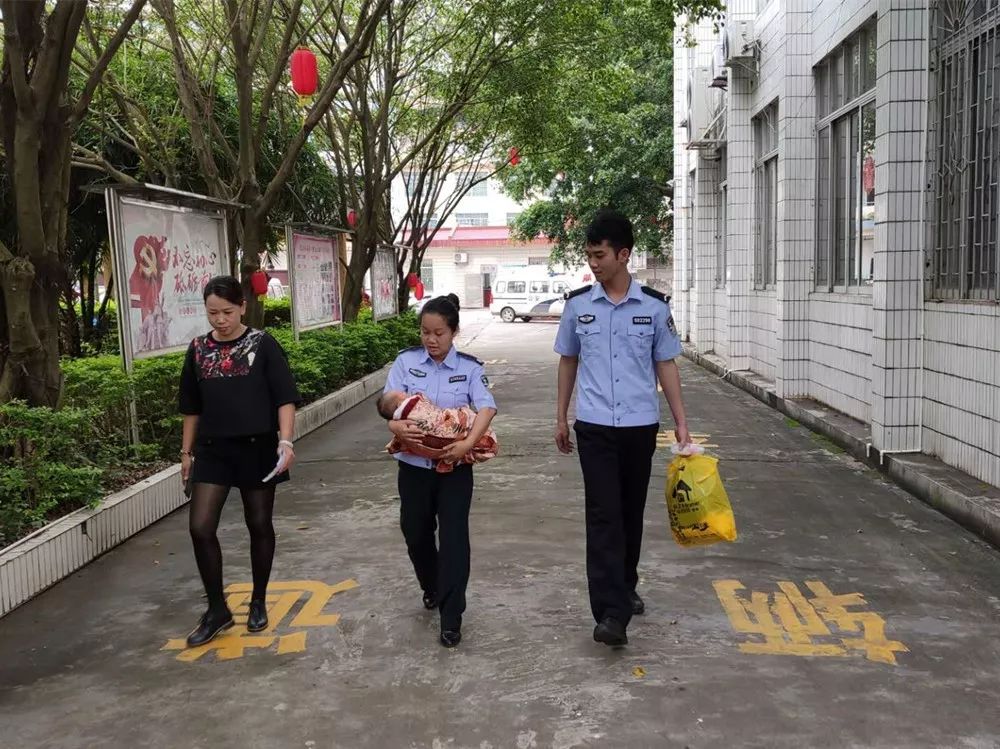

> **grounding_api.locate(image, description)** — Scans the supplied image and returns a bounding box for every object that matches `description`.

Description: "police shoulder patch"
[640,285,668,303]
[457,351,483,365]
[481,374,489,385]
[408,367,427,378]
[666,315,678,336]
[565,284,593,300]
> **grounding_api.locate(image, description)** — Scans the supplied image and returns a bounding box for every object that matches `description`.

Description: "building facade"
[675,0,1000,488]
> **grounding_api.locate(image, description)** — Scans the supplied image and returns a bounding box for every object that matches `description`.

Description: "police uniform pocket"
[627,325,654,355]
[576,324,602,352]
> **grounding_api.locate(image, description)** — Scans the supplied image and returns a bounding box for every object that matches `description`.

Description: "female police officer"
[379,294,497,648]
[554,209,691,648]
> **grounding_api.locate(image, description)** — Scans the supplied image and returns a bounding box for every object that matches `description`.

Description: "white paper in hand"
[262,448,289,483]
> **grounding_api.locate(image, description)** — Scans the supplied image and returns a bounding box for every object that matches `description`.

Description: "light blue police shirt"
[383,345,497,469]
[553,279,682,428]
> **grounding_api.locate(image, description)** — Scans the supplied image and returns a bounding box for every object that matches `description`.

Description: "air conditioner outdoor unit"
[687,66,713,142]
[723,20,755,65]
[454,252,469,264]
[710,38,728,89]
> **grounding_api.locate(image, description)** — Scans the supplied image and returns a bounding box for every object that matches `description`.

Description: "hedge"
[1,311,420,548]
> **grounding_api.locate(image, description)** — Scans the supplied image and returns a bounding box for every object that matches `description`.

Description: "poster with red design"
[289,231,341,334]
[372,247,398,321]
[117,199,228,358]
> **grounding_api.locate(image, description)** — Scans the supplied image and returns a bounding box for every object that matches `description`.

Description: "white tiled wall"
[924,305,1000,488]
[675,3,1000,488]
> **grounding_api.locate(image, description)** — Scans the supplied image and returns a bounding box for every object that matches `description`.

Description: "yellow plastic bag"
[666,448,737,547]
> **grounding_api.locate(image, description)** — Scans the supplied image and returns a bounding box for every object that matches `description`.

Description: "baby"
[378,390,499,473]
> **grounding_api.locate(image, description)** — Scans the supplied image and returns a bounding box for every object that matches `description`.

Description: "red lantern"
[290,47,318,104]
[406,272,419,288]
[414,280,425,301]
[250,270,269,297]
[509,146,520,166]
[347,209,357,229]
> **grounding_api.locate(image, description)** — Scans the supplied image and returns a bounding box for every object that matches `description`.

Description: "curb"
[683,345,1000,549]
[0,363,391,619]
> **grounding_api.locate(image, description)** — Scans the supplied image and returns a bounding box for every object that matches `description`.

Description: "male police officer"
[554,209,690,647]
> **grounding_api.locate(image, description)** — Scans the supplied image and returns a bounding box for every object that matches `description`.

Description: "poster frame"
[285,225,344,341]
[371,244,399,321]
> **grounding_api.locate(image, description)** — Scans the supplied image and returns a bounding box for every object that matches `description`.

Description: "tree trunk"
[239,209,266,328]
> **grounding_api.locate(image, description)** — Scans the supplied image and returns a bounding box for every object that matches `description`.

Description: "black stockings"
[189,483,277,614]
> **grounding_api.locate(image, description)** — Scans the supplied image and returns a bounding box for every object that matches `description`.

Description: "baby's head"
[377,390,407,420]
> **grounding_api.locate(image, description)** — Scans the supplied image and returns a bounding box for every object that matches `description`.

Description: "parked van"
[490,268,577,323]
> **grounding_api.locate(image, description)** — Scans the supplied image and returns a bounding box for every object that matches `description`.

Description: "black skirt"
[191,432,290,489]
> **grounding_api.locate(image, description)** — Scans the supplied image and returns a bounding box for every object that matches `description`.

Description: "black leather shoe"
[630,591,645,616]
[186,609,234,647]
[422,591,437,610]
[440,629,462,648]
[247,599,268,632]
[593,617,628,647]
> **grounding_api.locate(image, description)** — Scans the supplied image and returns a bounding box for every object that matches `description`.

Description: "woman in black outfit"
[178,276,300,647]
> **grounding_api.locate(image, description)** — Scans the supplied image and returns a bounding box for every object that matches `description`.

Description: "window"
[552,280,568,294]
[753,101,778,287]
[495,281,507,293]
[507,280,526,293]
[716,149,728,288]
[456,213,489,227]
[420,260,434,291]
[815,22,877,289]
[929,3,1000,300]
[529,281,549,293]
[458,171,488,197]
[506,212,522,226]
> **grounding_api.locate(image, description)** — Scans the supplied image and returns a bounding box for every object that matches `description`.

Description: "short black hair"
[202,275,245,305]
[375,393,394,420]
[419,293,461,332]
[584,209,634,252]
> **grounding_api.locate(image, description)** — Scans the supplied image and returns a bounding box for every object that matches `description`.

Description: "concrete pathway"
[2,315,999,749]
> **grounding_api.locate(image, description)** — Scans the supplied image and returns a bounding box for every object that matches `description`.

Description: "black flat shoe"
[247,599,268,632]
[186,609,234,647]
[593,617,628,647]
[422,591,437,610]
[630,591,645,616]
[440,629,462,648]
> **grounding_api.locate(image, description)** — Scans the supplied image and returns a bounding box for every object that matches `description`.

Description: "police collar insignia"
[408,368,427,378]
[578,314,595,324]
[449,374,467,383]
[632,316,652,325]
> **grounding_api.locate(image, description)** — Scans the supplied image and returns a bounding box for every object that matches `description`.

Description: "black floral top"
[179,328,300,438]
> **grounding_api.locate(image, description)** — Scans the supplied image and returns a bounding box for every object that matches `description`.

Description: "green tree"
[499,0,723,263]
[0,0,147,406]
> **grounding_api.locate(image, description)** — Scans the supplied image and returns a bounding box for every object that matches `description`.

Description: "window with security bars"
[456,213,489,227]
[815,21,877,290]
[929,0,1000,300]
[753,101,779,288]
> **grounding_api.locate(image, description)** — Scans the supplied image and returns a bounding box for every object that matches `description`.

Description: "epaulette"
[641,286,670,304]
[565,285,593,300]
[457,351,484,365]
[398,345,423,354]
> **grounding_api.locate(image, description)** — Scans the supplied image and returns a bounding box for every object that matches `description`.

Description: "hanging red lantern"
[414,280,425,301]
[250,269,269,297]
[347,209,357,229]
[290,47,318,106]
[509,146,520,166]
[406,272,419,289]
